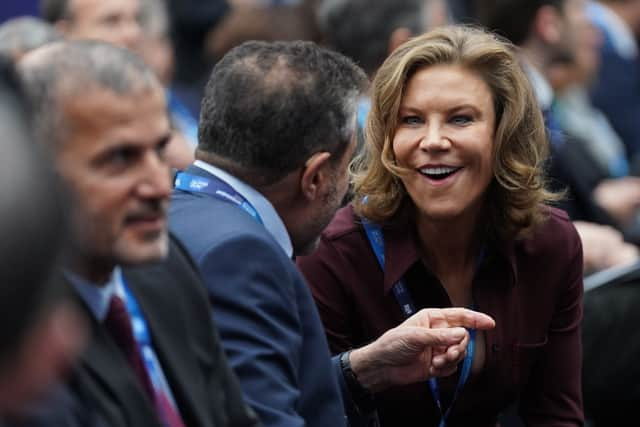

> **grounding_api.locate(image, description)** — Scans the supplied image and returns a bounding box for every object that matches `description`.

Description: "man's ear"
[300,151,332,201]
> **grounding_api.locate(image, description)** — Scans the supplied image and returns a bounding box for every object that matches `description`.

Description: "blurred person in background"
[317,0,449,81]
[138,0,195,170]
[547,13,640,247]
[166,0,230,117]
[479,0,639,274]
[588,0,640,167]
[40,0,142,51]
[167,0,321,119]
[480,1,640,423]
[39,0,193,171]
[0,56,87,422]
[0,16,62,61]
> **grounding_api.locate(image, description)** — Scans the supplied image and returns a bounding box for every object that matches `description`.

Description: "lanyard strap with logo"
[174,171,263,224]
[360,218,476,427]
[118,271,183,419]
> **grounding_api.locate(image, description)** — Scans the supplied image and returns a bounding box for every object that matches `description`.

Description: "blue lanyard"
[118,271,181,412]
[361,218,476,427]
[174,171,263,224]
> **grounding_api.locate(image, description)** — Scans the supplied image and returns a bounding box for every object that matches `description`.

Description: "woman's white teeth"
[420,166,458,175]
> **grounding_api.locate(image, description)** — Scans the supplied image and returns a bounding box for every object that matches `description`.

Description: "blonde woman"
[297,25,583,426]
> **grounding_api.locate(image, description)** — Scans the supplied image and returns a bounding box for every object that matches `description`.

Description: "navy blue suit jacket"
[169,166,347,427]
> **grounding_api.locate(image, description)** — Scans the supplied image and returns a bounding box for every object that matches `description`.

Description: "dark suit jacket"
[590,22,640,160]
[8,236,259,427]
[169,165,347,427]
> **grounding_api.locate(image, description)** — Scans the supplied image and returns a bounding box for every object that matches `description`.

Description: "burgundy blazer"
[297,205,584,427]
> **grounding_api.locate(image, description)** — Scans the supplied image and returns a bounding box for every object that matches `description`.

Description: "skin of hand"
[593,177,640,226]
[573,221,639,273]
[348,308,495,392]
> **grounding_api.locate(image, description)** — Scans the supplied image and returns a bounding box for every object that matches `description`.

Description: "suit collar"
[183,161,294,257]
[378,208,517,295]
[64,264,210,427]
[64,272,159,426]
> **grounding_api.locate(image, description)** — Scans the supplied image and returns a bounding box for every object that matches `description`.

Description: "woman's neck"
[415,210,483,305]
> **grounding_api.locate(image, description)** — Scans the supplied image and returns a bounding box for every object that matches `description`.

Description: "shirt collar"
[65,267,125,321]
[379,209,518,294]
[193,160,294,258]
[589,1,638,60]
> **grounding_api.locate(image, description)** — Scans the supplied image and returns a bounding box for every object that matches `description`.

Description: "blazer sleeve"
[518,221,584,426]
[198,233,306,427]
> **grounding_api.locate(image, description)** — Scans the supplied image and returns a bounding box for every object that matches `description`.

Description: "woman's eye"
[450,115,472,126]
[401,115,422,125]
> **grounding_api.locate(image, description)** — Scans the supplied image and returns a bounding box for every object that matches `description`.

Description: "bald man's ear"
[300,151,332,201]
[388,27,413,55]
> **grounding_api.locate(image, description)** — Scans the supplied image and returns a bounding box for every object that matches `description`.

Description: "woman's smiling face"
[392,64,496,223]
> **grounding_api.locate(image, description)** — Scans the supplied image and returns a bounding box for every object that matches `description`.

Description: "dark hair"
[0,56,67,365]
[19,40,161,147]
[316,0,424,75]
[197,40,367,186]
[40,0,71,23]
[477,0,564,45]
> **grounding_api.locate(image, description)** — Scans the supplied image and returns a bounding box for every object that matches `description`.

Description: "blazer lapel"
[123,266,210,427]
[66,280,159,426]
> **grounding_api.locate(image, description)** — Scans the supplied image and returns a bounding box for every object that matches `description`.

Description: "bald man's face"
[61,0,142,51]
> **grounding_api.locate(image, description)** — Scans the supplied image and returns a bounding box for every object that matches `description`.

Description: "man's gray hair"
[0,16,63,59]
[19,40,161,146]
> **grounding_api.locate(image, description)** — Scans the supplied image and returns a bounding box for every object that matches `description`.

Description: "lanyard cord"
[361,218,476,427]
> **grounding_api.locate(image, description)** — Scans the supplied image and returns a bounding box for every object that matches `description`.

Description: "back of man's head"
[0,16,62,61]
[316,0,426,76]
[478,0,564,45]
[19,39,160,147]
[197,40,367,186]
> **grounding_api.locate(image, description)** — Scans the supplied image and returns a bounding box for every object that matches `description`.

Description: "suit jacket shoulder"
[170,187,346,427]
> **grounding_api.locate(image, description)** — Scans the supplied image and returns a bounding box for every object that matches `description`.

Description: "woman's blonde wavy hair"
[352,25,560,241]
